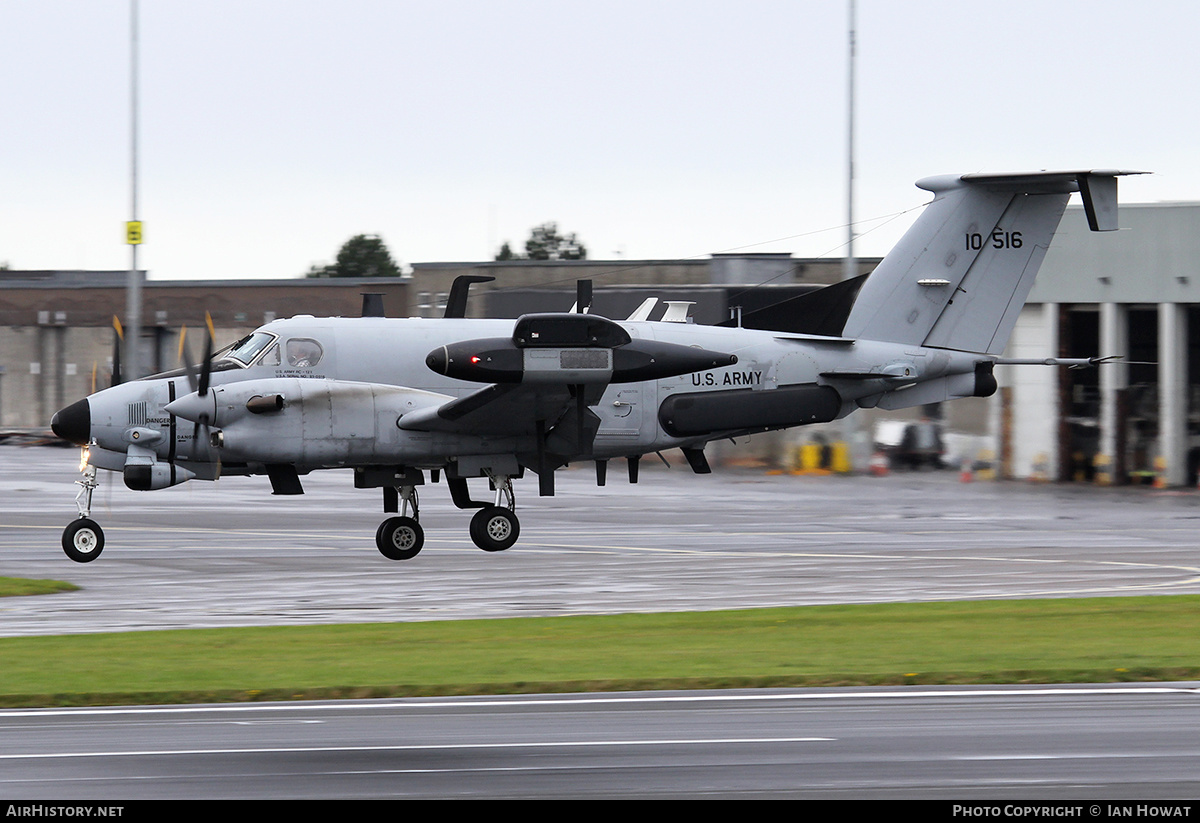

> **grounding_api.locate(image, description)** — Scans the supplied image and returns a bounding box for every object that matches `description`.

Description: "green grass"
[0,576,79,597]
[1,595,1199,707]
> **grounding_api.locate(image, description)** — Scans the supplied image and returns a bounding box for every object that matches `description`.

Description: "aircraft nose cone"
[51,398,91,445]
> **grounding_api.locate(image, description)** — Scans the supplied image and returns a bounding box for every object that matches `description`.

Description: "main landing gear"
[466,471,520,553]
[62,453,104,563]
[376,485,423,560]
[469,506,519,553]
[373,473,520,560]
[58,455,519,563]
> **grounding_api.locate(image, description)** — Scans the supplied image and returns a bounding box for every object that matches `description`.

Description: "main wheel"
[469,506,519,552]
[376,516,424,560]
[62,518,104,563]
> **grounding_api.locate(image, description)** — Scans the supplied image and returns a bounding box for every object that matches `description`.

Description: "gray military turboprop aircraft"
[51,169,1139,562]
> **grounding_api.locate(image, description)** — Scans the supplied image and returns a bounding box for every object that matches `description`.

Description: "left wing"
[402,312,737,495]
[398,382,570,437]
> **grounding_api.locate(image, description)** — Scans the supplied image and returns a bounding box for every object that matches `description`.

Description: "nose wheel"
[62,517,105,563]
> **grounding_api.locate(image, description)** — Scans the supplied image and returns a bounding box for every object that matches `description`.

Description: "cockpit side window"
[259,342,281,367]
[286,338,323,368]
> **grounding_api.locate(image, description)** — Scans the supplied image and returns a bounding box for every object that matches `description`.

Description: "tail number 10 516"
[965,230,1023,250]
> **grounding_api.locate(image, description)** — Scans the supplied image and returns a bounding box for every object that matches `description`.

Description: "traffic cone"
[869,451,889,477]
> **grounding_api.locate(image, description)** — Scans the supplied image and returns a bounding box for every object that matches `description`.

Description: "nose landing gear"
[62,450,104,563]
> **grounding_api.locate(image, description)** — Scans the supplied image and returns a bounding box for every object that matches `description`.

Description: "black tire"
[469,506,519,552]
[62,518,104,563]
[376,516,423,560]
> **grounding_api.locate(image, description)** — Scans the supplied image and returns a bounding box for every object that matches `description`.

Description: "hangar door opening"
[1122,307,1160,484]
[1057,305,1200,485]
[1058,307,1100,482]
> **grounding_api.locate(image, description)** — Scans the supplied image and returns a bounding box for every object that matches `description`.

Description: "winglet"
[444,275,496,318]
[1077,173,1121,232]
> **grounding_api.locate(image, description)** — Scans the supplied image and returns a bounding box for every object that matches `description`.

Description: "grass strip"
[0,576,79,597]
[1,595,1198,707]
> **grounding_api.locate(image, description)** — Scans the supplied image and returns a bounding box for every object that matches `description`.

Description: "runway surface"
[2,445,1200,636]
[3,685,1199,799]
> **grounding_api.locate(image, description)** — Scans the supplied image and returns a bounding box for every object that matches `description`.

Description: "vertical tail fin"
[842,170,1143,354]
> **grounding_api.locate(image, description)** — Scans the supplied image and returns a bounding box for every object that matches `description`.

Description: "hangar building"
[1001,201,1200,485]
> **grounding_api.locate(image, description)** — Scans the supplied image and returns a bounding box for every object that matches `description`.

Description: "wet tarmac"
[2,445,1198,635]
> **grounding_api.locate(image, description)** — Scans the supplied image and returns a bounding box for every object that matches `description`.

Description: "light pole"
[843,0,856,285]
[841,0,866,471]
[124,0,142,382]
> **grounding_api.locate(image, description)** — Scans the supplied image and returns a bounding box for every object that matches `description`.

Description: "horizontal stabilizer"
[958,169,1146,232]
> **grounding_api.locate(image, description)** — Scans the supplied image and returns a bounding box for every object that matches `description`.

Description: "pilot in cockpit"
[286,338,322,368]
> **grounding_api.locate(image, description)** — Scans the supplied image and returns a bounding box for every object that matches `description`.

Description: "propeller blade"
[189,417,222,478]
[177,325,199,393]
[110,316,123,387]
[171,316,221,474]
[198,312,215,396]
[200,313,221,475]
[183,389,222,475]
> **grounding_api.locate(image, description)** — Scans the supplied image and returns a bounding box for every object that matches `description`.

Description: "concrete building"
[0,271,408,430]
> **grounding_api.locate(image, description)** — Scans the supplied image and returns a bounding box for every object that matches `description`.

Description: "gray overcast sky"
[2,1,1196,281]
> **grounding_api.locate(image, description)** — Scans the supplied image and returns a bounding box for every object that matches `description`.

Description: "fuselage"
[52,312,989,486]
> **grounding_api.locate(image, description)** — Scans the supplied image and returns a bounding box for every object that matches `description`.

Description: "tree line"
[307,223,587,278]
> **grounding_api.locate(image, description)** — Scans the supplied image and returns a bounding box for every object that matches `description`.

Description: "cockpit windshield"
[223,332,278,366]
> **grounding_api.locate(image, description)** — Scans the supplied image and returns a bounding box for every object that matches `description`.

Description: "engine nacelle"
[170,378,448,466]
